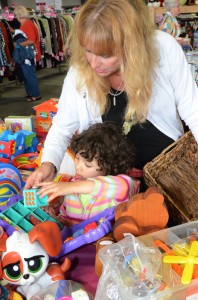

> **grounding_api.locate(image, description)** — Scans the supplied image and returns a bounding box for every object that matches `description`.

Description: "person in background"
[159,0,181,38]
[186,25,194,48]
[14,5,41,102]
[24,0,198,192]
[38,122,139,226]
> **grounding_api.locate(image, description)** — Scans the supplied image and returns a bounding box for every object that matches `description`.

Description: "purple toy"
[54,207,115,259]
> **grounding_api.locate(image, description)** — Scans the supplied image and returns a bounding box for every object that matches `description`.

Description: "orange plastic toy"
[113,186,169,241]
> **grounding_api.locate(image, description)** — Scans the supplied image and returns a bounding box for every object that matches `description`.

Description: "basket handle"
[160,140,177,155]
[160,131,191,155]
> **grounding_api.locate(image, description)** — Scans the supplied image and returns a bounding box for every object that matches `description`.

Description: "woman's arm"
[167,34,198,142]
[18,39,34,47]
[41,67,102,171]
[41,68,82,170]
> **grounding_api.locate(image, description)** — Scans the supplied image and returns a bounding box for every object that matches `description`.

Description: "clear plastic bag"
[95,234,164,300]
[29,280,94,300]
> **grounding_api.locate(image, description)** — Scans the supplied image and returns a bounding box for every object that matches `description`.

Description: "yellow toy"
[163,241,198,284]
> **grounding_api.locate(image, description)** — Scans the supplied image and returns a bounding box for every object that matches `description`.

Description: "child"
[38,122,140,226]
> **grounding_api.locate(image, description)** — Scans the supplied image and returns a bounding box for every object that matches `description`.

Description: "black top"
[102,90,174,169]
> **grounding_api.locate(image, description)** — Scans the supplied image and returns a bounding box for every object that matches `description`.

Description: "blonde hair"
[70,0,158,124]
[14,6,29,19]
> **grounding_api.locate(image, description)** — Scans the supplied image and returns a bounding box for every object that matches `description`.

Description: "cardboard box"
[33,98,59,132]
[139,221,198,299]
[4,116,34,132]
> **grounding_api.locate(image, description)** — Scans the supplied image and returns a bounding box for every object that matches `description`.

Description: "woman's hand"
[24,162,56,189]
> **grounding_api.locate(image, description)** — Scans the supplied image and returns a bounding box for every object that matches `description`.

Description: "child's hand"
[37,181,71,203]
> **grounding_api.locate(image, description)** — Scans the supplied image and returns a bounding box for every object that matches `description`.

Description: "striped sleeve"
[89,175,140,203]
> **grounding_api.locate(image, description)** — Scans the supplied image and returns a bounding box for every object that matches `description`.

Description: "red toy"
[83,222,98,234]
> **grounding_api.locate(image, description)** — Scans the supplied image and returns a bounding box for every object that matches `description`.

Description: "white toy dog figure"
[0,221,71,300]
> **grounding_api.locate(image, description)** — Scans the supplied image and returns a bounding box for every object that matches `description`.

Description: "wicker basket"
[143,131,198,225]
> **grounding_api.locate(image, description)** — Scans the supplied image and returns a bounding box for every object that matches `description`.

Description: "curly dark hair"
[68,122,135,175]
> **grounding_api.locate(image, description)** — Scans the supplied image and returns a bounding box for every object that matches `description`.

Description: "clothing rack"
[0,8,14,21]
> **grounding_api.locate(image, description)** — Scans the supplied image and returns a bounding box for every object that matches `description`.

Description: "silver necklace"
[109,81,125,106]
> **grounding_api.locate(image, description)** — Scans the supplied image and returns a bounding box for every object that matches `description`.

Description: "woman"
[14,6,41,102]
[25,0,198,191]
[159,0,181,38]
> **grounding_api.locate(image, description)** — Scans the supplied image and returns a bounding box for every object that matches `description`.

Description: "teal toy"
[23,189,49,208]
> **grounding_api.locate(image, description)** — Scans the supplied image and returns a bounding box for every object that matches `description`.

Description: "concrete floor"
[0,65,67,120]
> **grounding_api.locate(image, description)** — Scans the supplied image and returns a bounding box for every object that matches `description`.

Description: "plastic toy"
[0,221,71,300]
[0,225,8,240]
[0,118,6,134]
[163,241,198,284]
[0,140,16,159]
[0,187,14,206]
[113,186,169,241]
[154,239,183,277]
[71,289,90,300]
[33,98,58,133]
[55,207,115,259]
[0,285,23,300]
[0,164,24,207]
[0,196,63,233]
[12,153,39,170]
[0,130,25,161]
[23,189,48,207]
[0,130,38,163]
[0,215,16,237]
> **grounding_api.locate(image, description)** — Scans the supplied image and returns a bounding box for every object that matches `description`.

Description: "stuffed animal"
[0,221,71,300]
[113,186,169,241]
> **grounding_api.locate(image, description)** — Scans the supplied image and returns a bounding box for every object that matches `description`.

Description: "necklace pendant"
[113,96,116,106]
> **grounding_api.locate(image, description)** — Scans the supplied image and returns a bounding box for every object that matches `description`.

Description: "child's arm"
[37,180,95,203]
[37,175,139,204]
[88,175,138,203]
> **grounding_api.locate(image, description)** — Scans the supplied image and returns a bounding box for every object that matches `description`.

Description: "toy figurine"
[0,221,71,300]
